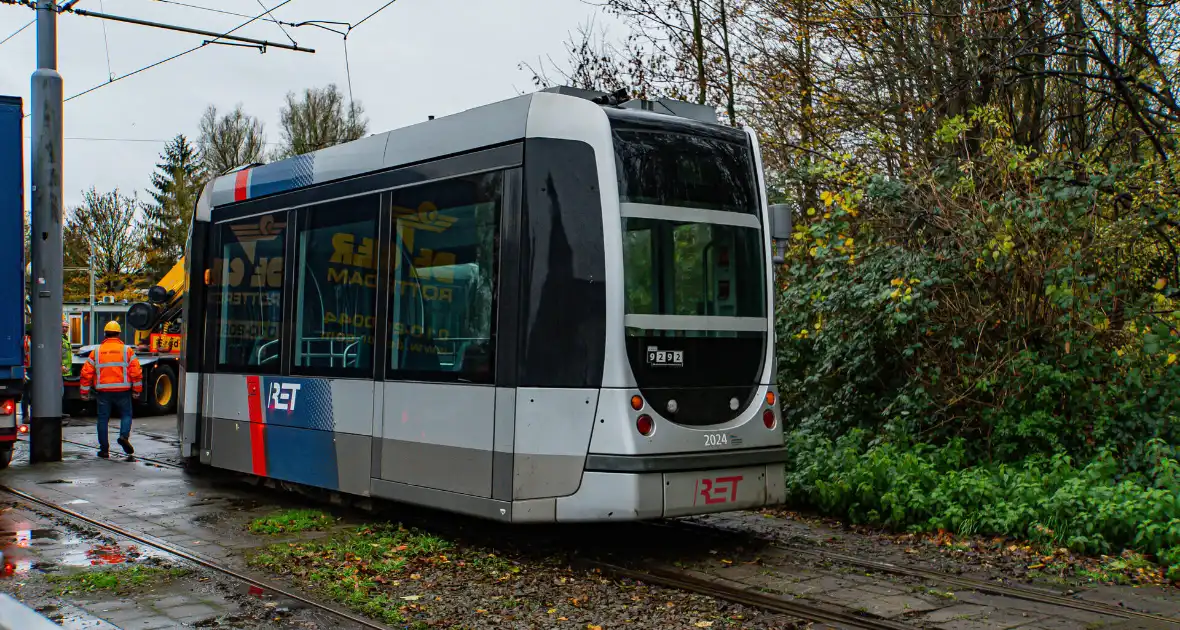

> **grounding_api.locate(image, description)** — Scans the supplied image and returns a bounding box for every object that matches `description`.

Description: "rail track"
[581,557,915,630]
[0,482,393,630]
[650,519,1180,626]
[46,432,1180,629]
[60,436,186,470]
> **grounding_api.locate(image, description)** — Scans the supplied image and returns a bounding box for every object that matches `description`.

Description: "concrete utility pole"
[29,0,63,463]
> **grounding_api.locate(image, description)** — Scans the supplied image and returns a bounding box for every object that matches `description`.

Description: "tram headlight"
[666,399,678,414]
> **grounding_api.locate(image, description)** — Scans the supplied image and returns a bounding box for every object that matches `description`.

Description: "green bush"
[776,110,1180,467]
[773,108,1180,572]
[784,430,1180,574]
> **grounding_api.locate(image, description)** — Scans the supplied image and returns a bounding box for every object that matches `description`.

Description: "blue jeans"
[95,390,133,452]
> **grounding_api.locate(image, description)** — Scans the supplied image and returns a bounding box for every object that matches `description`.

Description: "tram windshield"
[613,128,758,214]
[622,220,765,321]
[611,121,768,425]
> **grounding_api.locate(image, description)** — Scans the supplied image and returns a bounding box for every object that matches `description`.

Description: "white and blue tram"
[173,86,788,522]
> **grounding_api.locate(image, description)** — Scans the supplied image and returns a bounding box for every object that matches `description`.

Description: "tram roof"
[201,87,728,214]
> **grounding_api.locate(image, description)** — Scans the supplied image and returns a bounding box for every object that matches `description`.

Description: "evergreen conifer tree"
[142,134,203,282]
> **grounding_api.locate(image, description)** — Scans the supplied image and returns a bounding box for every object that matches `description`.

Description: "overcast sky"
[0,0,618,211]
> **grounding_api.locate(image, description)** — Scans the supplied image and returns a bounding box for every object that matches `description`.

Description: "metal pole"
[88,249,94,345]
[29,0,63,463]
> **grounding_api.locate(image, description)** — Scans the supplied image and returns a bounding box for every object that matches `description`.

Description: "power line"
[22,135,283,145]
[97,0,114,80]
[54,0,305,108]
[285,1,405,111]
[70,6,312,52]
[351,0,399,33]
[254,0,294,45]
[149,0,292,26]
[0,18,33,46]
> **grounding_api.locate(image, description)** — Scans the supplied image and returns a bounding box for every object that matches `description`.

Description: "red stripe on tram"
[233,169,251,202]
[246,376,267,476]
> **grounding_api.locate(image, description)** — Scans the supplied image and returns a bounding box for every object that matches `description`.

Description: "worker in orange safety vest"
[79,321,143,458]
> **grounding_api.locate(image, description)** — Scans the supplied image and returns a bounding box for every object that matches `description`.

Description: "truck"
[63,258,185,416]
[0,95,26,469]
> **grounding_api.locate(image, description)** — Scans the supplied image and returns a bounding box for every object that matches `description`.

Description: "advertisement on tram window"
[206,187,497,375]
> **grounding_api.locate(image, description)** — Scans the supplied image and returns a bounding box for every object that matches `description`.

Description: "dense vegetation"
[774,114,1180,579]
[530,0,1180,578]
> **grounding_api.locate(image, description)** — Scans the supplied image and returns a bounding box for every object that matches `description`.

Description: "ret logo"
[268,382,302,412]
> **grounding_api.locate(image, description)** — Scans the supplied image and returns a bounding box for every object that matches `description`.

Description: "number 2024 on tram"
[163,86,791,523]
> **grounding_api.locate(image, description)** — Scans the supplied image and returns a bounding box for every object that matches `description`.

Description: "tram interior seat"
[253,337,363,368]
[298,337,362,368]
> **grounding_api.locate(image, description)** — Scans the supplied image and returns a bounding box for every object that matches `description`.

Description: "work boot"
[117,437,133,455]
[97,449,109,459]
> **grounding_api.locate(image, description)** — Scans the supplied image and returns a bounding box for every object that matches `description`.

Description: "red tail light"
[763,409,777,429]
[718,280,730,300]
[636,414,654,436]
[18,424,29,434]
[718,248,729,267]
[0,400,13,416]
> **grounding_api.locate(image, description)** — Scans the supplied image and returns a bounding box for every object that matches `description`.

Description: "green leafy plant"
[248,509,335,535]
[48,565,189,595]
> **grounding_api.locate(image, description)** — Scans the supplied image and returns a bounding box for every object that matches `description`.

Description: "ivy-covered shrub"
[774,108,1180,575]
[776,108,1180,466]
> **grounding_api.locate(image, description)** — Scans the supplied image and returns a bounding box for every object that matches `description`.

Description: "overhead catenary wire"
[351,0,399,32]
[97,0,114,80]
[22,135,283,145]
[149,0,294,27]
[68,6,313,52]
[0,17,33,46]
[253,0,294,45]
[54,0,305,109]
[286,1,403,113]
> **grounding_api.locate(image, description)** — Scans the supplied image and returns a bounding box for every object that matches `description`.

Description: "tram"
[172,86,788,522]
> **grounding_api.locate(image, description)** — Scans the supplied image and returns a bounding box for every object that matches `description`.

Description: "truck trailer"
[0,95,26,468]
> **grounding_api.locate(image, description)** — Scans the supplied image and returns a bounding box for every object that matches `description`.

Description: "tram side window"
[210,213,287,371]
[292,196,380,376]
[387,171,502,383]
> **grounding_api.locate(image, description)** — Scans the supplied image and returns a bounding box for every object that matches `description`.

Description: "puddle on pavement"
[0,526,173,577]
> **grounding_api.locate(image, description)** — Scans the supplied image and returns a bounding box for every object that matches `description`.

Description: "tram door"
[375,178,502,499]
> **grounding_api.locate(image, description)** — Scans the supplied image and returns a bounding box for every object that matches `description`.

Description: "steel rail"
[48,433,1177,626]
[656,519,1180,626]
[787,544,1180,625]
[580,558,916,630]
[60,437,186,470]
[0,484,392,630]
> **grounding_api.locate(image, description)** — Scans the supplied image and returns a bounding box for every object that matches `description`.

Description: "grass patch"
[784,430,1180,584]
[248,509,334,535]
[248,523,512,626]
[48,565,189,595]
